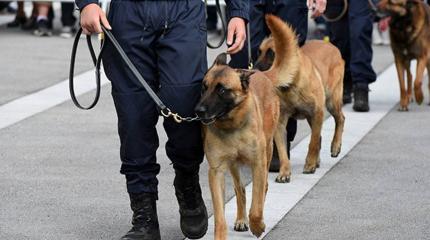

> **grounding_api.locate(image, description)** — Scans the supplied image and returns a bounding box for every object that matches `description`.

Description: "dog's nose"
[195,104,207,117]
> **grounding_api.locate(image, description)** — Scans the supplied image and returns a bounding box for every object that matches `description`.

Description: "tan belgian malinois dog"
[194,51,284,239]
[256,15,346,179]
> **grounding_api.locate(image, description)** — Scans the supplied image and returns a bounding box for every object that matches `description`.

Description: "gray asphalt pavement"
[1,10,430,240]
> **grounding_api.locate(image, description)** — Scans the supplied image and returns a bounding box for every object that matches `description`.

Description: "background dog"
[195,53,281,239]
[378,0,430,111]
[257,15,345,178]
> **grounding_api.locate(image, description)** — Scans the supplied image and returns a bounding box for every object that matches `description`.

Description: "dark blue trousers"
[103,0,206,195]
[229,0,308,142]
[230,0,308,69]
[326,0,377,90]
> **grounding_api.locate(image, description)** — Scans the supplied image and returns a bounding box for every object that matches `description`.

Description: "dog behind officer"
[229,0,326,173]
[76,0,248,239]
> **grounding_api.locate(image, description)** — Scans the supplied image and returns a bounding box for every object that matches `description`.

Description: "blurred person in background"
[60,2,77,38]
[6,2,27,28]
[33,2,52,36]
[326,0,377,112]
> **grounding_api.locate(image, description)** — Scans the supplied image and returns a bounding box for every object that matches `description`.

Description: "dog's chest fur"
[204,125,261,165]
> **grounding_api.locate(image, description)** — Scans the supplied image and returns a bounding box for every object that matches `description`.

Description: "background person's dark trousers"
[61,2,76,27]
[326,0,377,111]
[229,0,308,171]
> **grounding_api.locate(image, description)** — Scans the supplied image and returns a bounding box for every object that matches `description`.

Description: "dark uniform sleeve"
[75,0,98,10]
[225,0,249,22]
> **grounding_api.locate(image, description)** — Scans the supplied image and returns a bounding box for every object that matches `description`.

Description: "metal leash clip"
[160,108,201,123]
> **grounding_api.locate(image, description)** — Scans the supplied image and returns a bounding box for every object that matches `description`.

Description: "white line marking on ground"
[0,70,109,130]
[192,63,409,240]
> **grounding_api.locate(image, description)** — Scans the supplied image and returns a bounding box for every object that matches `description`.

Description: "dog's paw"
[249,218,265,238]
[398,105,409,112]
[303,165,316,174]
[414,86,424,105]
[275,174,291,183]
[331,144,341,158]
[234,219,249,232]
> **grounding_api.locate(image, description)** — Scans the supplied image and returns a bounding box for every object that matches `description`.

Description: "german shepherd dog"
[378,0,430,111]
[256,15,345,178]
[194,52,286,238]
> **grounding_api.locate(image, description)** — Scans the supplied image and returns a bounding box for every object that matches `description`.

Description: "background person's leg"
[326,0,353,104]
[349,0,376,111]
[60,2,76,38]
[34,2,52,36]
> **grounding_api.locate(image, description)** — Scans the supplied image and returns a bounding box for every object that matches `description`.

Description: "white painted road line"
[0,70,109,130]
[194,63,406,240]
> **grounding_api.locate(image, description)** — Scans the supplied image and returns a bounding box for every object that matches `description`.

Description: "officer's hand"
[226,17,246,54]
[80,3,112,35]
[307,0,327,18]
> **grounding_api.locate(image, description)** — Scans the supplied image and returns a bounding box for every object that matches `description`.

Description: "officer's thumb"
[101,13,112,30]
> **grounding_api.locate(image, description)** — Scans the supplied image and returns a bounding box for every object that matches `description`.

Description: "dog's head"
[378,0,414,16]
[254,37,275,71]
[195,53,255,124]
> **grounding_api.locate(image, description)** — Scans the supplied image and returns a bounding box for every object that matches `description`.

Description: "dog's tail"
[265,14,300,88]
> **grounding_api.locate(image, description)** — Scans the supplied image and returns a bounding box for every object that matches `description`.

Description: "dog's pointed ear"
[213,53,228,66]
[236,69,256,90]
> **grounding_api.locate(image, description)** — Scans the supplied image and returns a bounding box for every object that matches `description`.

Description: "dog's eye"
[218,87,226,95]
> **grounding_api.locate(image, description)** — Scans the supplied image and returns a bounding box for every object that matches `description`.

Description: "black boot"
[353,87,370,112]
[121,193,161,240]
[269,141,291,172]
[174,169,208,239]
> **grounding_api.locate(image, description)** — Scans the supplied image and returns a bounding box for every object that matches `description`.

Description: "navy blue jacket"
[75,0,249,22]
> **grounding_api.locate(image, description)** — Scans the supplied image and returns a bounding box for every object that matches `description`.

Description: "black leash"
[69,26,200,123]
[205,0,227,49]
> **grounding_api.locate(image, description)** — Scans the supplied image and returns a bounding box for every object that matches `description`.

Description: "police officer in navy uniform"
[326,0,377,112]
[229,0,326,171]
[76,0,248,239]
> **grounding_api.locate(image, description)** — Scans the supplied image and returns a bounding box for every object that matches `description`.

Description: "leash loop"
[205,0,227,49]
[69,26,201,123]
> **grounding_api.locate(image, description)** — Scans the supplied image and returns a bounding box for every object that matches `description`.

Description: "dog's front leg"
[229,164,248,232]
[303,110,324,174]
[414,57,427,105]
[249,150,267,238]
[209,167,227,240]
[394,56,409,111]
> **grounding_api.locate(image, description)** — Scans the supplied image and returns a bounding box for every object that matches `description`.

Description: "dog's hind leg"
[229,164,249,232]
[209,167,227,240]
[414,57,427,105]
[303,109,324,174]
[274,115,291,183]
[249,150,267,238]
[327,80,345,158]
[394,57,409,111]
